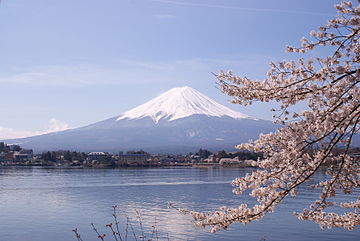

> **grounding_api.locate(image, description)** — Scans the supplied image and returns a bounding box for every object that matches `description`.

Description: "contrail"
[151,0,333,17]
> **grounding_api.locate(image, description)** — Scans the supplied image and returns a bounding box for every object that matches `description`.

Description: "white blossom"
[178,1,360,232]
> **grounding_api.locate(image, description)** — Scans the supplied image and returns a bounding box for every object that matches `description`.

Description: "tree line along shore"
[0,142,263,168]
[1,141,358,168]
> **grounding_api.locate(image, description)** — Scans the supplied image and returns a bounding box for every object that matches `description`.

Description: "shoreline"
[0,162,253,169]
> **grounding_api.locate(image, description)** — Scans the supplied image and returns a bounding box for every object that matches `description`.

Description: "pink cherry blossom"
[179,1,360,232]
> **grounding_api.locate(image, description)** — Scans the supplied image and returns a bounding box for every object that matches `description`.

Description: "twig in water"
[136,210,146,241]
[106,223,119,241]
[125,217,129,241]
[72,228,84,241]
[129,219,138,241]
[112,206,124,241]
[91,222,106,241]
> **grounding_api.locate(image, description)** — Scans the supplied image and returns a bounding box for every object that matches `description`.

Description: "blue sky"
[0,0,340,138]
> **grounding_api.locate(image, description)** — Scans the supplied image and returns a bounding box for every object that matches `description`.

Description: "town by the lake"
[0,141,260,168]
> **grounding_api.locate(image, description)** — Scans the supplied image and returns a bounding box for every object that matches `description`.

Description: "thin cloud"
[154,14,177,19]
[0,57,271,88]
[46,118,69,133]
[0,127,36,140]
[0,65,123,87]
[151,0,333,16]
[0,118,70,140]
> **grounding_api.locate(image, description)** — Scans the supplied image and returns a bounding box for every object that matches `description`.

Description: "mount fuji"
[4,87,276,153]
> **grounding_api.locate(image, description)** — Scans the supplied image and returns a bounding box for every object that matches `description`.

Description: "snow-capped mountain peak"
[116,86,251,123]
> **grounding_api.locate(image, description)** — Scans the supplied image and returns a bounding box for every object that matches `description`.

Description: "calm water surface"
[0,167,358,241]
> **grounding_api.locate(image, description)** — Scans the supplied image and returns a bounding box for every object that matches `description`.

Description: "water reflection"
[0,167,358,241]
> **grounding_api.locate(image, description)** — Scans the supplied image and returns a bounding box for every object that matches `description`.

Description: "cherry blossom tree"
[176,1,360,232]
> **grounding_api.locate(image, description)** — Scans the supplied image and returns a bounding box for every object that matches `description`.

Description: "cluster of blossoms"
[179,1,360,233]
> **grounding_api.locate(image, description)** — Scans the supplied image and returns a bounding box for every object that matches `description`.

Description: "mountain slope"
[3,87,276,153]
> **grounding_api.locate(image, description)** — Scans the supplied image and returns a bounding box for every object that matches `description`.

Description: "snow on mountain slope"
[117,86,251,123]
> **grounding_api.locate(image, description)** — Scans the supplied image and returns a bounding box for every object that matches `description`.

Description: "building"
[87,152,113,167]
[88,152,109,161]
[4,152,15,161]
[0,143,33,164]
[14,153,32,162]
[116,152,148,165]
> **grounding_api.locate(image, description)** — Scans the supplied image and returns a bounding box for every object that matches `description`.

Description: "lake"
[0,167,358,241]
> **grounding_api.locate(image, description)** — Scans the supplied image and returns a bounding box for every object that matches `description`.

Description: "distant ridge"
[3,87,275,153]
